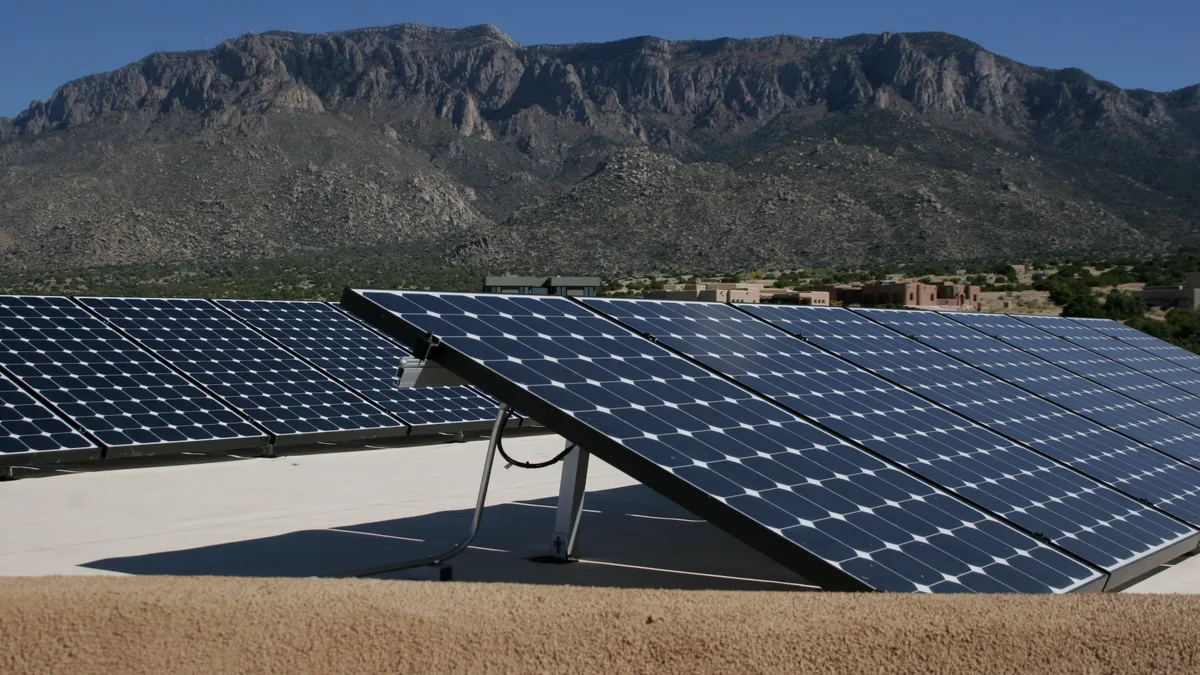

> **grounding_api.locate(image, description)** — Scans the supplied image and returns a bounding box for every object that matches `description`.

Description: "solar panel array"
[764,306,1200,529]
[582,298,1194,584]
[216,300,501,430]
[952,313,1200,427]
[862,309,1200,471]
[7,284,1200,594]
[0,295,267,458]
[1020,315,1200,396]
[75,297,405,445]
[1072,317,1200,371]
[345,288,1110,594]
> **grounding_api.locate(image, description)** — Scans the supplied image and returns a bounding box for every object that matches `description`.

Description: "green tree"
[1099,290,1146,321]
[1061,293,1105,318]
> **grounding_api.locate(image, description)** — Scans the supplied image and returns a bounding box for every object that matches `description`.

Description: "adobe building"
[644,283,761,303]
[818,281,981,310]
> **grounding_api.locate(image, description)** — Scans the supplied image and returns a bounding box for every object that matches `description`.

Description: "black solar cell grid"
[77,296,403,443]
[1071,318,1200,371]
[216,299,501,429]
[583,298,1194,583]
[344,289,1106,594]
[0,295,266,454]
[1020,315,1200,397]
[0,370,98,463]
[755,306,1200,527]
[859,309,1200,470]
[953,313,1200,427]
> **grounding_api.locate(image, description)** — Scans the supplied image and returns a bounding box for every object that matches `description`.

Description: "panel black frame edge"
[340,288,873,592]
[102,434,272,460]
[722,305,1200,586]
[577,297,1117,592]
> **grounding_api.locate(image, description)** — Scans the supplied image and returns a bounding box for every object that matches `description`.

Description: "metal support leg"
[550,440,589,561]
[332,404,510,579]
[0,466,14,481]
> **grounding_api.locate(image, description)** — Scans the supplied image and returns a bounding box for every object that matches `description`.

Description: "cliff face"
[6,27,1183,140]
[1,24,1197,274]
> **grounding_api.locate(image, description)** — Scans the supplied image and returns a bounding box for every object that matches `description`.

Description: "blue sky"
[1,0,1196,118]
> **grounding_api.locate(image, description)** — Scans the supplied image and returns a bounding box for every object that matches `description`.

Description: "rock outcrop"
[1,24,1197,274]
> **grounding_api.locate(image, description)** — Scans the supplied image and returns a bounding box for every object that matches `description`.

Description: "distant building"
[644,283,760,304]
[1009,264,1028,275]
[643,283,830,305]
[759,290,831,306]
[1132,272,1200,311]
[483,276,601,297]
[818,281,981,310]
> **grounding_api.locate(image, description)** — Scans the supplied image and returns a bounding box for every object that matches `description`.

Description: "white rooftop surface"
[1,432,1197,593]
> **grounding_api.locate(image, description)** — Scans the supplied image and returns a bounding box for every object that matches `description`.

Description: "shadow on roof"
[82,484,816,592]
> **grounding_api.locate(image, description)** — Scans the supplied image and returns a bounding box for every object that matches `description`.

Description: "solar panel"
[953,313,1200,427]
[1071,317,1200,371]
[344,289,1106,594]
[215,299,502,432]
[0,295,267,457]
[1018,315,1200,396]
[859,309,1200,471]
[0,370,99,465]
[756,306,1200,530]
[583,299,1190,585]
[77,297,404,445]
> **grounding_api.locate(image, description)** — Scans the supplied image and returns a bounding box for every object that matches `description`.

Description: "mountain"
[2,24,1197,276]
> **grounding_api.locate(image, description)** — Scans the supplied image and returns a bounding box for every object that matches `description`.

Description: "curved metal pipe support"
[334,404,510,579]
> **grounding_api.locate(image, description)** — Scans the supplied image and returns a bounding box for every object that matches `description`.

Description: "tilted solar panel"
[860,309,1200,472]
[583,299,1190,586]
[1071,317,1200,371]
[215,299,501,431]
[77,297,404,445]
[1019,315,1200,396]
[952,313,1200,427]
[0,295,267,457]
[0,370,99,465]
[752,306,1200,531]
[344,289,1106,593]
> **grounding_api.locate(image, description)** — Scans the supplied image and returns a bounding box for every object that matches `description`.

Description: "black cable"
[496,407,577,469]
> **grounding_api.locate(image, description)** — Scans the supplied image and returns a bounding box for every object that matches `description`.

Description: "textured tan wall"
[2,576,1199,674]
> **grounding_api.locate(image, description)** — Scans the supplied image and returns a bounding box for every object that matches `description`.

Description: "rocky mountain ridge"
[2,24,1197,274]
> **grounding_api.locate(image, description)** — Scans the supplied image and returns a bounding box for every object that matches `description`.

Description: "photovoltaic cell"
[0,370,98,463]
[581,299,1190,580]
[1071,317,1200,371]
[215,300,501,429]
[1019,315,1200,396]
[760,306,1200,530]
[345,289,1105,594]
[859,309,1200,471]
[78,297,402,443]
[952,313,1200,427]
[0,295,266,454]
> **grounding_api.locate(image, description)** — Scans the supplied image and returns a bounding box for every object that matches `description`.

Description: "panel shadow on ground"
[81,484,815,591]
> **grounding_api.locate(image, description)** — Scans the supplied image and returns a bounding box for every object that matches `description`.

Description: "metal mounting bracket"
[550,440,589,561]
[332,404,509,579]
